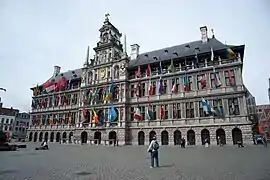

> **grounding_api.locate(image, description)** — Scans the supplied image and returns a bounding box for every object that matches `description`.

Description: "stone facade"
[28,16,253,146]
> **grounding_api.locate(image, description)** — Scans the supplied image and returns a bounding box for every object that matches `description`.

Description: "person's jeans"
[150,150,159,167]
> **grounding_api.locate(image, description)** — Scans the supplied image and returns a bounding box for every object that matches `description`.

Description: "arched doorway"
[94,131,102,144]
[149,131,156,144]
[138,131,145,145]
[108,131,117,145]
[161,130,169,145]
[187,129,196,145]
[69,132,73,143]
[216,128,226,145]
[50,132,54,142]
[44,132,49,141]
[56,132,61,142]
[34,132,38,142]
[81,131,87,144]
[62,132,67,143]
[232,128,242,145]
[39,132,43,142]
[201,129,210,145]
[29,132,33,141]
[174,130,181,145]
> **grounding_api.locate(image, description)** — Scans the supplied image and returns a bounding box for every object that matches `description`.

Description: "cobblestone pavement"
[0,143,270,180]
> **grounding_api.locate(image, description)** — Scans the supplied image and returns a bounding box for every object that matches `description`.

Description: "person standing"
[147,136,160,168]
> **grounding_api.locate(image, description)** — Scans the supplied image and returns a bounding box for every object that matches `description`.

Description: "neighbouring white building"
[13,112,30,140]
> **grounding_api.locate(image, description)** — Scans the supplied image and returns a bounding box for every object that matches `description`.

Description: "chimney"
[130,44,140,60]
[200,26,208,43]
[53,66,61,77]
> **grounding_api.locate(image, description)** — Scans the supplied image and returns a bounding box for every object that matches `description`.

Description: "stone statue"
[81,70,86,84]
[114,65,119,79]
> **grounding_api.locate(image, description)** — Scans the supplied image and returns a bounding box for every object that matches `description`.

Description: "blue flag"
[158,77,163,95]
[194,53,199,68]
[108,107,117,122]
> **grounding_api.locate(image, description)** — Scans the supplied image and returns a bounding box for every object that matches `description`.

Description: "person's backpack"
[152,141,159,150]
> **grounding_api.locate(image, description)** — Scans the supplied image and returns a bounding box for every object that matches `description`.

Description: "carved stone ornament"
[119,62,126,75]
[100,68,106,80]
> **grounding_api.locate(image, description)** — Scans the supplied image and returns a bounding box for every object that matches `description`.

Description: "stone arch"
[39,132,43,142]
[50,132,54,142]
[69,132,73,143]
[81,131,88,144]
[114,65,120,79]
[138,131,145,145]
[44,132,49,141]
[161,130,169,145]
[149,131,156,144]
[29,132,33,141]
[108,131,117,145]
[62,132,67,143]
[33,132,38,142]
[94,131,102,144]
[232,128,243,145]
[216,128,226,145]
[201,129,210,145]
[187,129,196,145]
[56,132,61,142]
[174,130,181,145]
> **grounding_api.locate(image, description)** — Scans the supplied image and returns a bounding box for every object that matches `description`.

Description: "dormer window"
[195,47,200,52]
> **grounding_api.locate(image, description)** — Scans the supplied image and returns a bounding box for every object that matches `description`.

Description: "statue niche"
[102,33,109,43]
[114,65,120,79]
[88,71,93,84]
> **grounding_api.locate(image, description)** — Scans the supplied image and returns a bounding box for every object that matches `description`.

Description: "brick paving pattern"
[0,143,270,180]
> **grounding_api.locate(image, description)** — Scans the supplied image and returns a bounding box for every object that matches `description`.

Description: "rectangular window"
[5,119,9,124]
[186,102,194,118]
[152,105,156,120]
[163,80,167,94]
[225,70,235,86]
[16,121,19,126]
[164,104,168,119]
[131,85,135,97]
[152,81,156,95]
[172,103,181,119]
[197,74,206,90]
[188,76,193,90]
[10,119,13,124]
[210,72,221,88]
[175,78,180,92]
[130,107,134,121]
[140,83,145,97]
[1,118,4,124]
[228,98,240,115]
[141,106,145,120]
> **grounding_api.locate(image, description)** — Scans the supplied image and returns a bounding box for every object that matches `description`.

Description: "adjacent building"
[257,104,270,139]
[13,112,30,140]
[0,102,19,139]
[28,16,254,146]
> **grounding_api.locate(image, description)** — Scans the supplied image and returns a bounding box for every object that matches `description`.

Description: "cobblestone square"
[0,143,270,180]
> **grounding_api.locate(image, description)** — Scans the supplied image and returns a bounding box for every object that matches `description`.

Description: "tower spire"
[124,34,127,54]
[84,46,90,67]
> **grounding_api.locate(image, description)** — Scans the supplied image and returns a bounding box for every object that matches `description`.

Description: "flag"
[145,103,153,120]
[134,107,142,121]
[258,123,264,134]
[136,66,141,78]
[201,98,215,115]
[211,47,214,61]
[52,95,55,107]
[217,100,224,119]
[63,93,68,105]
[168,59,175,73]
[108,107,117,122]
[49,116,54,125]
[41,98,46,108]
[194,53,199,68]
[160,105,165,120]
[183,73,189,91]
[33,84,39,96]
[68,113,72,124]
[43,81,55,93]
[92,109,99,124]
[200,75,207,89]
[146,64,152,77]
[228,70,234,86]
[231,102,235,114]
[158,77,163,95]
[171,79,177,93]
[213,68,222,87]
[226,46,236,59]
[148,80,153,96]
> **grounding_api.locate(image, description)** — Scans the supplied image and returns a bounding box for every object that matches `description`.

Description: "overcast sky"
[0,0,269,112]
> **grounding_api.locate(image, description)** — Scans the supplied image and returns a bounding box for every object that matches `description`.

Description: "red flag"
[56,77,68,91]
[148,81,153,96]
[146,64,151,77]
[136,66,141,78]
[134,107,142,121]
[41,98,46,108]
[43,81,56,92]
[171,79,177,93]
[160,105,165,120]
[200,75,207,89]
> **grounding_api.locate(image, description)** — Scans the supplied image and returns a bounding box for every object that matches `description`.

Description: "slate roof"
[0,107,19,116]
[128,38,242,68]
